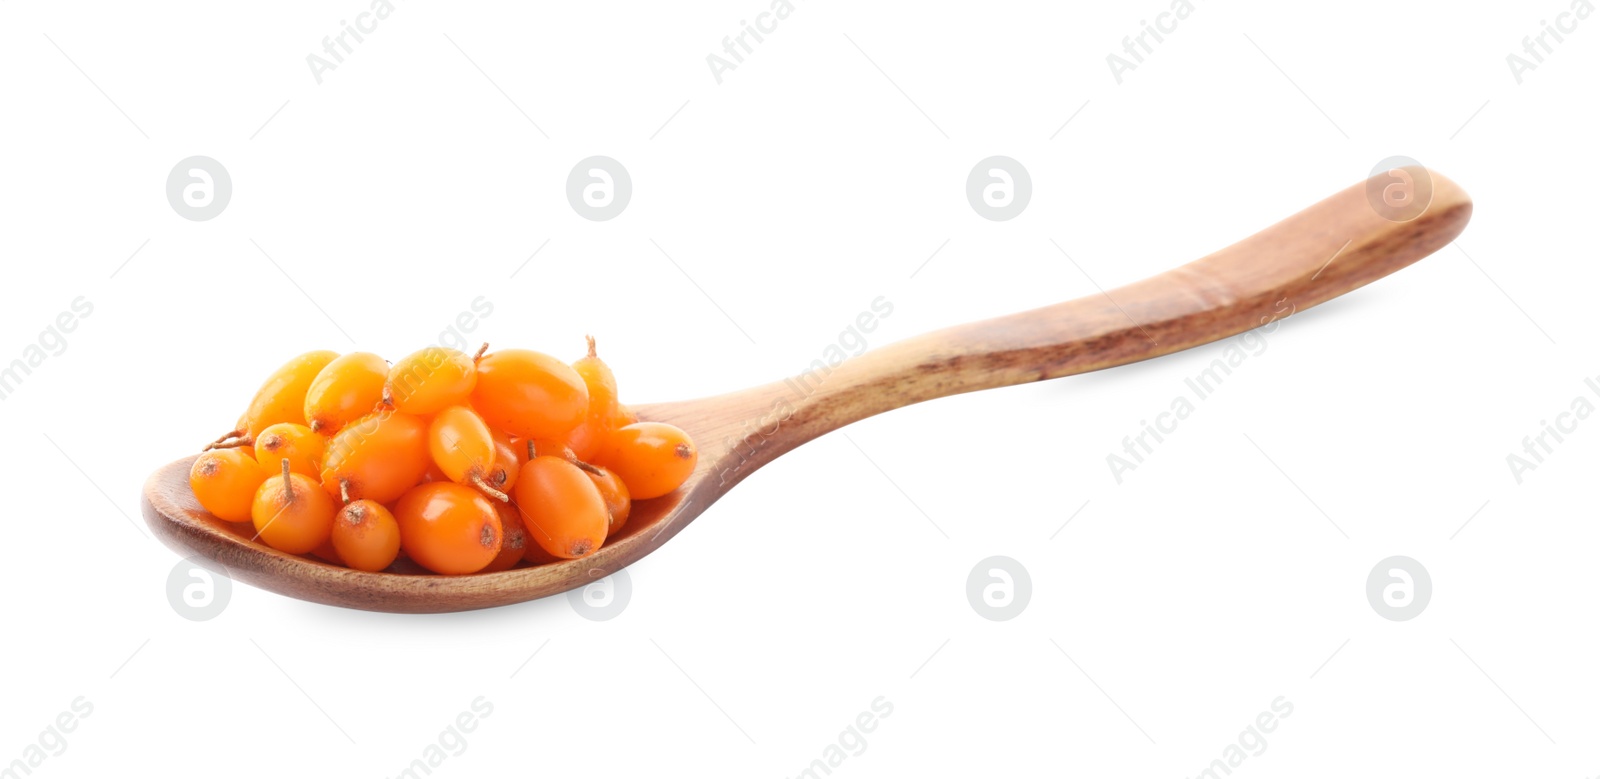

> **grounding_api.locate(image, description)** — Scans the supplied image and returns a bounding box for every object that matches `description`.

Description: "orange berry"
[252,459,337,555]
[190,449,269,523]
[481,502,528,573]
[595,422,697,500]
[240,350,338,436]
[557,337,620,461]
[572,336,619,416]
[559,416,611,462]
[304,352,388,434]
[428,405,500,497]
[513,456,608,559]
[486,431,523,493]
[471,349,588,440]
[332,500,402,572]
[574,403,640,461]
[321,411,431,504]
[254,423,324,478]
[519,517,560,566]
[585,464,632,536]
[394,482,502,575]
[386,347,476,415]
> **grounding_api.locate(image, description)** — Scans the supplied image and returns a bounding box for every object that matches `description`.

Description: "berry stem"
[206,428,244,447]
[470,472,510,503]
[204,436,254,451]
[585,335,597,358]
[473,342,489,362]
[280,458,294,502]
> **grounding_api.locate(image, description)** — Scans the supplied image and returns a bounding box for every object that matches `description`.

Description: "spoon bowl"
[143,167,1472,612]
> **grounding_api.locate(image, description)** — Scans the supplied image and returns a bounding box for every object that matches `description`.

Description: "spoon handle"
[770,168,1471,436]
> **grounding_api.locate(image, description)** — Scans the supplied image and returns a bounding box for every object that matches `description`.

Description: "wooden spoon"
[143,167,1471,613]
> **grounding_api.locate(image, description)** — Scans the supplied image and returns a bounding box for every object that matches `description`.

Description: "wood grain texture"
[143,167,1471,612]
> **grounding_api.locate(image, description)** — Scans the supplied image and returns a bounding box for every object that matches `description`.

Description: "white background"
[1,1,1596,776]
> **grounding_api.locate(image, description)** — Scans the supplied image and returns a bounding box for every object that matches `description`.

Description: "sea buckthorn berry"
[513,456,608,559]
[595,422,697,500]
[304,352,388,434]
[200,338,684,572]
[332,499,402,572]
[573,336,618,417]
[519,516,560,566]
[471,349,589,440]
[487,431,523,493]
[428,405,505,500]
[560,417,610,463]
[555,337,620,461]
[321,411,431,504]
[583,463,632,536]
[190,449,269,523]
[386,347,476,415]
[254,423,325,478]
[252,459,337,555]
[240,350,339,437]
[559,405,636,461]
[481,502,529,573]
[393,482,502,575]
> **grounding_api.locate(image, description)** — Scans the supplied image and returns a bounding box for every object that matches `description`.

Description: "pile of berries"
[188,339,696,575]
